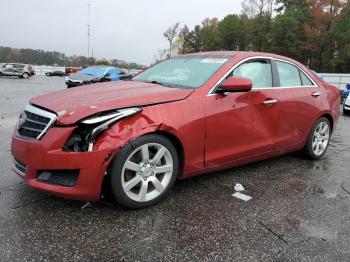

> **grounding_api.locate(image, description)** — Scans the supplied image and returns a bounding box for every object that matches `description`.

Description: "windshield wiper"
[145,80,178,88]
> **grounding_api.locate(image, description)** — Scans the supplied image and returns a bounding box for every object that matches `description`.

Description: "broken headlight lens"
[64,107,142,152]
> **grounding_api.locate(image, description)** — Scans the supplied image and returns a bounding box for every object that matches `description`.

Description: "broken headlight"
[64,107,142,152]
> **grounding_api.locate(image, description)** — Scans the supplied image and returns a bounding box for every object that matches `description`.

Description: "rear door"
[14,64,25,76]
[205,58,280,166]
[271,60,321,149]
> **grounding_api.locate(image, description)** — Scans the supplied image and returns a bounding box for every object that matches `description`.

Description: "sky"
[0,0,242,65]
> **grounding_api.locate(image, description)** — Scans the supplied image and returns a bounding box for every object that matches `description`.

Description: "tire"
[108,134,179,209]
[303,117,331,160]
[344,107,350,115]
[22,72,29,79]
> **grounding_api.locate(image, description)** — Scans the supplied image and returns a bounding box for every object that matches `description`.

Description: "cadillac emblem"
[16,112,27,130]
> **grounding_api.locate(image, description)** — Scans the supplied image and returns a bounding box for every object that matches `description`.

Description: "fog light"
[37,170,79,187]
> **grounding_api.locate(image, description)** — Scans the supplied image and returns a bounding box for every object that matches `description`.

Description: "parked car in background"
[65,66,132,88]
[344,94,350,115]
[0,63,33,78]
[340,83,350,102]
[65,67,81,75]
[28,66,35,76]
[11,51,340,209]
[46,70,67,77]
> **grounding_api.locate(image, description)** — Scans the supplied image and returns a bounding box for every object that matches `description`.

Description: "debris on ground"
[81,202,94,209]
[232,183,252,201]
[232,192,252,201]
[234,183,245,192]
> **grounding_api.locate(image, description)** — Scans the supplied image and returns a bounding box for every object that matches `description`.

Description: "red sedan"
[11,52,340,209]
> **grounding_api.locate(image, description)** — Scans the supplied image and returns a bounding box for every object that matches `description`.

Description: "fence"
[320,73,350,90]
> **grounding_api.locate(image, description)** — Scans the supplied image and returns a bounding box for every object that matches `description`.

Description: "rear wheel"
[303,117,331,160]
[108,134,179,209]
[22,72,29,79]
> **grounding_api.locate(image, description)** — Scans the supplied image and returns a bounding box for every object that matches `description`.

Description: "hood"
[68,73,100,82]
[30,81,194,125]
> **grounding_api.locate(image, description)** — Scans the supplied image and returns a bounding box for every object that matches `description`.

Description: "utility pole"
[87,3,91,59]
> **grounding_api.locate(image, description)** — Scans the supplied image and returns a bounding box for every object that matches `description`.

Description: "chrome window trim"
[207,56,318,96]
[17,104,57,140]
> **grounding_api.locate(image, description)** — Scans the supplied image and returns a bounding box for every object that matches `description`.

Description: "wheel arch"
[320,113,334,133]
[151,130,185,179]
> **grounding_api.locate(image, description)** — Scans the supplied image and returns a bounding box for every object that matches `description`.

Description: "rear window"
[14,64,25,69]
[276,61,301,87]
[300,71,314,86]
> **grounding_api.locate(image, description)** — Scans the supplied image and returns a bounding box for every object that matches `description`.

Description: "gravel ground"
[0,76,350,261]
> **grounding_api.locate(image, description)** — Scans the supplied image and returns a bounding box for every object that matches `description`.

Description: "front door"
[205,58,280,167]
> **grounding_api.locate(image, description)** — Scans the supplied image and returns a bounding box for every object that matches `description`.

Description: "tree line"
[0,46,145,70]
[162,0,350,73]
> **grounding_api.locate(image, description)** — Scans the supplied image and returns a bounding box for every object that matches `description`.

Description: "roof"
[178,51,303,66]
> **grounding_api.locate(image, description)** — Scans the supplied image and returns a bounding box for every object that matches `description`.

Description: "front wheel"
[303,117,331,160]
[108,134,179,209]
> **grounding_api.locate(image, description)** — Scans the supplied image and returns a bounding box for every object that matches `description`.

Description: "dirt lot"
[1,76,350,261]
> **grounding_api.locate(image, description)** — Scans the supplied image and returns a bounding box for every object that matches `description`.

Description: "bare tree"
[163,23,180,58]
[241,0,274,18]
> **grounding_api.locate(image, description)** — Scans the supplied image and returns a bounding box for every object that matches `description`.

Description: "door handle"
[263,99,279,106]
[312,92,321,97]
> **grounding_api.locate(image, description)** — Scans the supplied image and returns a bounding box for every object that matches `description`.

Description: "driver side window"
[229,60,272,88]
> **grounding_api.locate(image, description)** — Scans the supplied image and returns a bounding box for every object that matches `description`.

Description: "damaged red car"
[11,51,340,209]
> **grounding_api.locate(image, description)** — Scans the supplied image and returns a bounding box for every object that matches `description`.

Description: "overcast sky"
[0,0,241,65]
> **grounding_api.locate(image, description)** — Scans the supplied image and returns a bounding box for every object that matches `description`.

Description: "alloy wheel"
[121,143,173,202]
[312,121,330,156]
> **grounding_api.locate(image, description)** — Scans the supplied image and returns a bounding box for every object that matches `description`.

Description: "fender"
[94,98,206,177]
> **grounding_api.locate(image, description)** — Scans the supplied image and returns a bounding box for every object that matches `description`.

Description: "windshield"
[80,67,107,77]
[133,56,231,89]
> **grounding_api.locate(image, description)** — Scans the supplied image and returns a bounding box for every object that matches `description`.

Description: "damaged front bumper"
[11,126,116,201]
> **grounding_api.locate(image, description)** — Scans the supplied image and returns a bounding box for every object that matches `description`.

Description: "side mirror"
[218,76,253,93]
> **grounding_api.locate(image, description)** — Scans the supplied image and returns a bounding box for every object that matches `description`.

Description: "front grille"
[17,104,57,140]
[13,158,27,175]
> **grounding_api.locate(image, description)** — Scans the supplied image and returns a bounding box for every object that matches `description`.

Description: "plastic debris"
[234,183,245,192]
[232,192,252,201]
[81,202,94,209]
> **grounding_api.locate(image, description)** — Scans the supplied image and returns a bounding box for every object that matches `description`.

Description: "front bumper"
[66,81,83,88]
[11,127,113,201]
[344,104,350,111]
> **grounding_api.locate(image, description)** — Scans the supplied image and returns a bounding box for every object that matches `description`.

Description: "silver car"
[0,63,34,78]
[344,94,350,115]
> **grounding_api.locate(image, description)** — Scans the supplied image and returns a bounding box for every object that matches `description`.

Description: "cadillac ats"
[11,52,340,209]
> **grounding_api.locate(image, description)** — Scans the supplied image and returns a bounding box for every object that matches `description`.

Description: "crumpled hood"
[30,81,193,125]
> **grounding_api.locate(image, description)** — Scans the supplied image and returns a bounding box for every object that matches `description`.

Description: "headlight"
[65,76,70,81]
[64,107,141,152]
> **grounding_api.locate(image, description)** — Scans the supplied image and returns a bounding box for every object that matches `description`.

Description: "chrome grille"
[17,104,57,140]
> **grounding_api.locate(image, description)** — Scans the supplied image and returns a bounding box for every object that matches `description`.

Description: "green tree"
[218,15,249,51]
[200,18,223,51]
[328,6,350,72]
[249,13,272,51]
[181,25,202,53]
